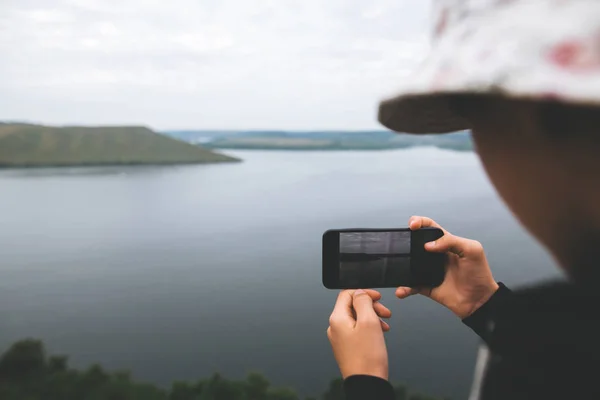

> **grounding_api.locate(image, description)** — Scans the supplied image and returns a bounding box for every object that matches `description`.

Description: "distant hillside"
[0,124,239,167]
[163,130,473,152]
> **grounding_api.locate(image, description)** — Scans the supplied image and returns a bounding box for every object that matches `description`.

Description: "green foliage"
[47,355,68,373]
[393,383,408,400]
[0,124,239,167]
[322,377,344,400]
[201,372,246,400]
[246,371,270,400]
[0,339,46,382]
[0,339,443,400]
[266,386,299,400]
[169,381,197,400]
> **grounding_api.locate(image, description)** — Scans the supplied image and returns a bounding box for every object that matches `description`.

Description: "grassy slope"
[0,124,240,167]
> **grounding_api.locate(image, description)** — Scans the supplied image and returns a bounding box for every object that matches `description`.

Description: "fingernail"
[354,289,365,296]
[426,241,436,248]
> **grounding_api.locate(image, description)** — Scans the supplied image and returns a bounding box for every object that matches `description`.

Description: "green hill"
[0,124,240,167]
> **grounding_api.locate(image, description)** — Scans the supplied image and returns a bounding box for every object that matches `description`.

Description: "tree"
[266,387,299,400]
[322,378,344,400]
[393,383,408,400]
[200,372,245,400]
[245,371,270,400]
[41,369,81,400]
[47,356,68,373]
[169,381,197,400]
[0,339,442,400]
[113,370,132,384]
[0,339,46,382]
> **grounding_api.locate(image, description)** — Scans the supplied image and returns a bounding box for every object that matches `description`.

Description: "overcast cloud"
[0,0,432,130]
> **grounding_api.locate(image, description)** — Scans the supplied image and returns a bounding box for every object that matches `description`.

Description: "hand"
[397,216,499,319]
[327,289,391,380]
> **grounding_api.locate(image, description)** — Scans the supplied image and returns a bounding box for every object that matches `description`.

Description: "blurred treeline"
[0,339,443,400]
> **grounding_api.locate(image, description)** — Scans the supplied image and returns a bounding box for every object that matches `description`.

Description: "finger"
[424,234,481,258]
[329,290,355,329]
[352,289,379,326]
[395,286,419,299]
[380,320,390,332]
[344,289,381,313]
[344,289,381,301]
[373,301,392,319]
[364,289,382,302]
[408,216,447,233]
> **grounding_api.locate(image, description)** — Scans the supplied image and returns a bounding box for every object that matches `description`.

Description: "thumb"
[424,233,478,258]
[352,289,379,326]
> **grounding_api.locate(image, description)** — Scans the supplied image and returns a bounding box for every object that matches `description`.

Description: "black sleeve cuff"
[343,375,395,400]
[462,282,512,343]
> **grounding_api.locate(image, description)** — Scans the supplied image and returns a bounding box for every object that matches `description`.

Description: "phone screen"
[338,231,411,288]
[323,227,445,289]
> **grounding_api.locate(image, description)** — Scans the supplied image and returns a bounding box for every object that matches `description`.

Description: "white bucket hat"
[378,0,600,134]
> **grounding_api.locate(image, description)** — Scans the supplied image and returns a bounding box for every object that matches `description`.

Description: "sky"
[0,0,432,130]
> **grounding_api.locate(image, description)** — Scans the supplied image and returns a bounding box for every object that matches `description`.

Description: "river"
[0,148,560,399]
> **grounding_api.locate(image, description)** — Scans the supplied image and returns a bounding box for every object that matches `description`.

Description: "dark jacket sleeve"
[462,282,512,344]
[343,375,395,400]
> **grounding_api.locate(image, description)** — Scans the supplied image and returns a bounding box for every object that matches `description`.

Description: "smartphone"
[322,227,445,289]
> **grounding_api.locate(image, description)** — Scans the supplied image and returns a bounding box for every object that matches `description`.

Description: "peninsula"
[0,124,239,167]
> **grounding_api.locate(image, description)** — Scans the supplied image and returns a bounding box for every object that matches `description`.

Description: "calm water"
[0,148,560,399]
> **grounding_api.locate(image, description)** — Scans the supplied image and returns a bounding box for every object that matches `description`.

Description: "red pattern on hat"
[549,38,600,72]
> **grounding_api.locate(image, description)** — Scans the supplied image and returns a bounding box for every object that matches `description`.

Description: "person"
[326,1,600,399]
